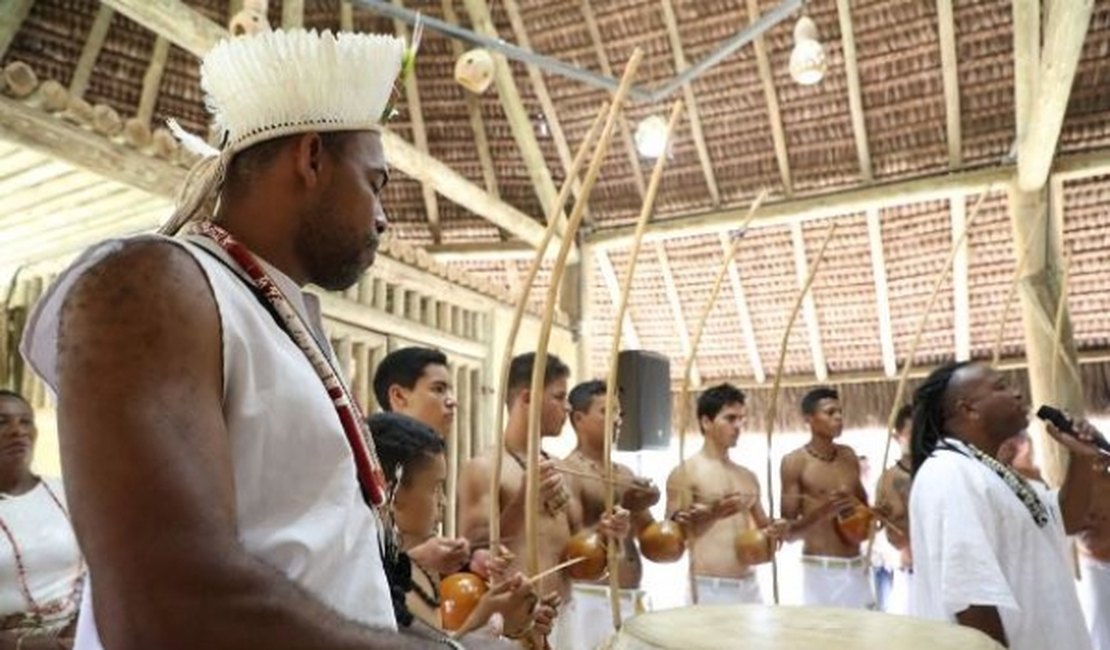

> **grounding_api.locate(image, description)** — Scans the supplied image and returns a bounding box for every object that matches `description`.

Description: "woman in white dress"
[0,390,84,649]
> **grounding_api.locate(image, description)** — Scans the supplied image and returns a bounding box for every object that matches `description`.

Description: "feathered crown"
[162,26,421,235]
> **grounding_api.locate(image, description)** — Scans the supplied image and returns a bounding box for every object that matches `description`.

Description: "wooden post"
[1007,184,1079,487]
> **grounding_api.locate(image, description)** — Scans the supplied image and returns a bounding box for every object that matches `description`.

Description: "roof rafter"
[460,0,562,225]
[654,241,700,386]
[865,207,896,377]
[659,0,720,205]
[596,249,641,349]
[835,0,872,181]
[745,0,792,195]
[390,0,441,244]
[580,0,647,198]
[718,232,765,383]
[790,222,827,381]
[936,0,962,168]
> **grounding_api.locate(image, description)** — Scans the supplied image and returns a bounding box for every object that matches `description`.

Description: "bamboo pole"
[602,99,684,629]
[524,50,643,591]
[762,223,838,604]
[487,104,608,553]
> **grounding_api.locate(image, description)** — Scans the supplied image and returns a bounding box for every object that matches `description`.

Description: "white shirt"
[0,478,83,633]
[21,235,396,648]
[910,438,1092,650]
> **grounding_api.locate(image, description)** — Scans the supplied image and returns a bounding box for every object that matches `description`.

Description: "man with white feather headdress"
[20,26,513,650]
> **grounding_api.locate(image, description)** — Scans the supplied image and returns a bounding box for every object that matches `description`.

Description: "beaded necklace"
[194,222,386,507]
[0,480,84,631]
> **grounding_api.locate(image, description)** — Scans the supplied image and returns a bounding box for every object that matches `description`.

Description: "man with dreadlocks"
[908,361,1106,650]
[20,28,507,650]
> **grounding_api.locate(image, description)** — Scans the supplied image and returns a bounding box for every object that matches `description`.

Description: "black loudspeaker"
[615,350,672,451]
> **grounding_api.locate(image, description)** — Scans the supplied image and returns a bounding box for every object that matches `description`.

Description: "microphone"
[1035,405,1110,455]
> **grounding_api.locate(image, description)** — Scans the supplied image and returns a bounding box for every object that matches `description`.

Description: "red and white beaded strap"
[194,222,386,506]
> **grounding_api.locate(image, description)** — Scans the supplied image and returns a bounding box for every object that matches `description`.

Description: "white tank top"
[21,235,396,648]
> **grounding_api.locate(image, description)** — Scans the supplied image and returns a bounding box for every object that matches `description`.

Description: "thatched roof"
[2,0,1110,402]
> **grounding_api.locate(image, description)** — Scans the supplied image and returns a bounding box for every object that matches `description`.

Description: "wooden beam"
[282,0,305,29]
[950,195,970,361]
[102,0,229,58]
[718,232,765,383]
[1007,183,1079,488]
[936,0,962,168]
[654,242,700,385]
[440,0,500,203]
[746,0,792,194]
[137,37,171,126]
[596,249,640,349]
[706,348,1110,391]
[1016,0,1094,191]
[340,1,355,31]
[865,208,896,377]
[589,146,1110,249]
[658,0,720,205]
[69,4,115,99]
[501,0,583,208]
[315,291,488,359]
[426,241,564,262]
[580,0,647,198]
[0,95,183,197]
[790,222,827,380]
[381,130,562,254]
[0,0,35,60]
[390,0,441,244]
[835,0,872,180]
[461,0,561,223]
[100,0,564,251]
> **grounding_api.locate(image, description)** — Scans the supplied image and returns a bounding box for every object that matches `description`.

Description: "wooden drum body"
[609,605,1005,650]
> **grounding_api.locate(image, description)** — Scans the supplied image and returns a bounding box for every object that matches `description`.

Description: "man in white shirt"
[908,361,1105,650]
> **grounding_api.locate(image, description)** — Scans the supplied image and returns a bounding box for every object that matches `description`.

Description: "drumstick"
[489,103,609,553]
[602,98,684,631]
[524,48,644,583]
[676,189,768,605]
[527,556,589,584]
[763,223,838,605]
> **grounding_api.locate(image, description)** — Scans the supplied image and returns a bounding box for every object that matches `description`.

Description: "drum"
[608,605,1005,649]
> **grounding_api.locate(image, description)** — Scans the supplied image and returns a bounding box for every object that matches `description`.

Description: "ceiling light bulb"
[789,16,826,86]
[635,115,669,159]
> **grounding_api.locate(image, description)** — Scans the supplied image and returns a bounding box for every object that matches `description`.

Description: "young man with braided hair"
[909,361,1107,650]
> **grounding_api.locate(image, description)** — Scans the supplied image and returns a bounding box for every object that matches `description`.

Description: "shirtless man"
[874,405,914,614]
[1078,459,1110,650]
[458,354,628,650]
[780,387,873,609]
[561,380,659,648]
[665,384,784,605]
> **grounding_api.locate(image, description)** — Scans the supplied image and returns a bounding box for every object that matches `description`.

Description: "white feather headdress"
[161,29,407,235]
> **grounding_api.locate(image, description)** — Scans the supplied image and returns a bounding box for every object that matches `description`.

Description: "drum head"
[610,605,1004,650]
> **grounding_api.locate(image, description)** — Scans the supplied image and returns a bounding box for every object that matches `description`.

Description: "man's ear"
[387,384,408,411]
[291,132,325,190]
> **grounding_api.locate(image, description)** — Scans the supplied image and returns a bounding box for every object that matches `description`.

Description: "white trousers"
[801,556,875,610]
[1079,555,1109,650]
[884,568,913,615]
[548,584,648,650]
[691,574,763,605]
